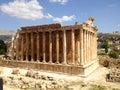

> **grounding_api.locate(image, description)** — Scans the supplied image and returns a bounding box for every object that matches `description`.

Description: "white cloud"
[0,0,44,20]
[49,0,68,4]
[53,15,75,23]
[0,0,74,23]
[44,13,53,19]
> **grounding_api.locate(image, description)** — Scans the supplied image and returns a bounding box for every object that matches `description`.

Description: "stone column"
[88,32,90,62]
[91,33,93,60]
[95,33,97,58]
[90,32,92,61]
[83,30,86,64]
[71,29,75,64]
[94,33,97,59]
[77,30,80,65]
[80,29,84,65]
[92,33,94,59]
[49,31,52,63]
[26,33,28,61]
[42,32,46,63]
[93,33,95,59]
[86,31,88,63]
[56,31,59,64]
[37,32,40,62]
[63,30,67,64]
[31,32,34,61]
[21,34,24,61]
[93,34,95,59]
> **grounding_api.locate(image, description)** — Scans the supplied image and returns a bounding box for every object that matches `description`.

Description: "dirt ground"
[0,66,120,90]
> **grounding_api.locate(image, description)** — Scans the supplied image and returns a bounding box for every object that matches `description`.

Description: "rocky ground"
[0,66,120,90]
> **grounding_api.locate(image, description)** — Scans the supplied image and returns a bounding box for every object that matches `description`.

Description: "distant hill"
[98,33,120,41]
[0,30,16,35]
[0,30,16,41]
[0,35,12,41]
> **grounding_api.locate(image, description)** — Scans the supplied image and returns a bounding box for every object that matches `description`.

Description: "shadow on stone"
[0,77,3,90]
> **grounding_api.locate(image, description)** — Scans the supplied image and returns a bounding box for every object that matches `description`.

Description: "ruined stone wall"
[106,60,120,82]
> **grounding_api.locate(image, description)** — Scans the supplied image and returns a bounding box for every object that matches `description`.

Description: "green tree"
[101,41,109,54]
[0,40,7,55]
[109,50,119,59]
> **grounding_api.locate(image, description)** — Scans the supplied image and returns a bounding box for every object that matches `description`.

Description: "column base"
[49,61,52,64]
[42,61,46,63]
[62,62,67,65]
[31,59,34,62]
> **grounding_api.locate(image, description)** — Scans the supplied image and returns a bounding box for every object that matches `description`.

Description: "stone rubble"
[3,69,65,90]
[106,60,120,82]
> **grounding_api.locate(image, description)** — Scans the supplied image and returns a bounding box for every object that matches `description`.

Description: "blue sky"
[0,0,120,32]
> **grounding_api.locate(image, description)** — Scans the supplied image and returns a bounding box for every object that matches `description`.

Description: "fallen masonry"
[3,69,65,90]
[106,60,120,82]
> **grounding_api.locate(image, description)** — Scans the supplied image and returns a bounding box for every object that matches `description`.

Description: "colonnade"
[15,26,97,66]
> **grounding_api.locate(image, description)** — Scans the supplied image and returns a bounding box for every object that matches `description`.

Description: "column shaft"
[91,33,93,60]
[88,32,90,62]
[37,32,40,62]
[93,34,95,59]
[21,34,24,61]
[86,31,88,63]
[63,30,67,64]
[26,33,28,61]
[90,32,92,60]
[42,32,46,63]
[95,33,97,58]
[80,29,84,65]
[77,30,80,65]
[56,31,59,64]
[31,32,34,61]
[92,33,94,59]
[49,31,52,63]
[71,29,75,64]
[83,30,86,64]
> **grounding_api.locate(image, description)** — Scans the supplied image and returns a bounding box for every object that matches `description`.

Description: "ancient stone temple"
[2,17,99,76]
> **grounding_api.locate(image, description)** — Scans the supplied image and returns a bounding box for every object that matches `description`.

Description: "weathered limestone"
[63,30,67,64]
[21,34,24,61]
[71,29,75,64]
[26,33,28,61]
[37,32,40,62]
[42,32,46,63]
[80,29,84,65]
[4,17,99,76]
[56,31,59,64]
[31,32,34,61]
[49,31,52,63]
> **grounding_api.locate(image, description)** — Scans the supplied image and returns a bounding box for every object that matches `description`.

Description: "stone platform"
[0,59,99,77]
